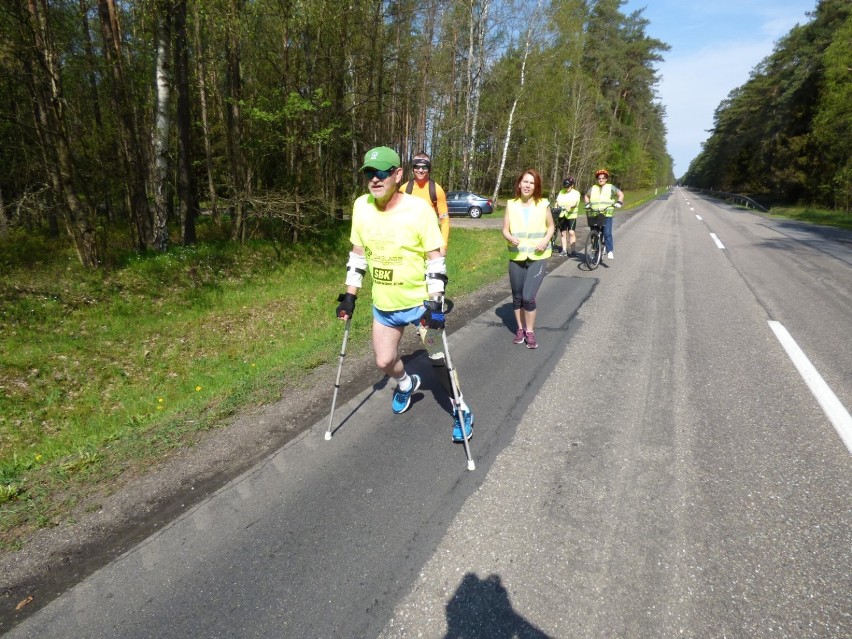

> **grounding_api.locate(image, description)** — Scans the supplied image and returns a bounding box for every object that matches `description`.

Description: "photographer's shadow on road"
[444,573,554,639]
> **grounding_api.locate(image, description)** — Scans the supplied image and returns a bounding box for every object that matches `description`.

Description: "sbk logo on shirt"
[372,267,394,282]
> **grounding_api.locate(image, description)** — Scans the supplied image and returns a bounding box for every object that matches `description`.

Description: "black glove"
[421,299,445,330]
[614,201,623,208]
[584,203,592,210]
[336,292,356,319]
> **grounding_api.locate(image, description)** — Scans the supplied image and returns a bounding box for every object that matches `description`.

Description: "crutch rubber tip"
[467,459,475,471]
[324,431,332,441]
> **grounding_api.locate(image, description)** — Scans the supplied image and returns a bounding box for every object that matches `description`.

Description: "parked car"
[445,191,494,218]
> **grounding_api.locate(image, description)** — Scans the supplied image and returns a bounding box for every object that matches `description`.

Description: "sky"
[622,0,818,177]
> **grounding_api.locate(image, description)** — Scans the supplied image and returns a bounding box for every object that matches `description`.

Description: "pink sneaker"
[524,331,538,349]
[513,327,526,344]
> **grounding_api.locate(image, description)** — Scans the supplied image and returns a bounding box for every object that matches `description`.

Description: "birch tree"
[460,0,490,190]
[491,0,541,202]
[151,0,173,252]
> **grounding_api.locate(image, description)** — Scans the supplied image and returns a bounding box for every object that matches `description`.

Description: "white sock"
[397,372,411,391]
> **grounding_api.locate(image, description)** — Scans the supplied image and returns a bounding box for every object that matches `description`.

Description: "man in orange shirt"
[401,152,450,256]
[400,152,471,440]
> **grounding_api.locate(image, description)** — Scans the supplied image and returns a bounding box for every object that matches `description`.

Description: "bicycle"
[584,205,613,270]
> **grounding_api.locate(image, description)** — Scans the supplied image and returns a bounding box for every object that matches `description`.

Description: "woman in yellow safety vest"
[584,168,624,260]
[501,168,554,350]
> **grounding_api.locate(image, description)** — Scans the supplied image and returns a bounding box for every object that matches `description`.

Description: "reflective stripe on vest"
[506,199,552,261]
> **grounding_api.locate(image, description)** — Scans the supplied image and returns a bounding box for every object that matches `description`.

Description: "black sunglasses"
[363,167,397,180]
[412,164,430,171]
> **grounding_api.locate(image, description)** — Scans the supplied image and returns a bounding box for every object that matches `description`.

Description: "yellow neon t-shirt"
[350,193,444,311]
[555,188,581,219]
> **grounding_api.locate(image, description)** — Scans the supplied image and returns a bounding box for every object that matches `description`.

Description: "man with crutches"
[332,146,473,449]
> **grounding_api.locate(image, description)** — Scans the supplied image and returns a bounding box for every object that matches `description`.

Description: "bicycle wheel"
[585,230,601,270]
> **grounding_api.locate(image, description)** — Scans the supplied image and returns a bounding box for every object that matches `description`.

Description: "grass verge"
[0,223,508,549]
[768,205,852,231]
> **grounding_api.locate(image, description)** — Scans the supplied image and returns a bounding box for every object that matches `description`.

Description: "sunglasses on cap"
[363,167,397,180]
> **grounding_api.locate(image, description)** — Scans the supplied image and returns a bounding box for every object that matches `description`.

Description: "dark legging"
[508,258,546,311]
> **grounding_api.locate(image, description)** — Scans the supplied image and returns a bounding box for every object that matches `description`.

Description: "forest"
[0,0,674,268]
[683,0,852,212]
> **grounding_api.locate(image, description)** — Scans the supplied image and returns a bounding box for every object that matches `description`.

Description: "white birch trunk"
[491,0,540,203]
[566,77,584,174]
[460,0,476,189]
[463,0,489,191]
[152,5,171,252]
[550,135,561,196]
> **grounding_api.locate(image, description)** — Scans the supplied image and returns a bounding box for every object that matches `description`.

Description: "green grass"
[0,223,508,547]
[768,205,852,231]
[624,187,664,208]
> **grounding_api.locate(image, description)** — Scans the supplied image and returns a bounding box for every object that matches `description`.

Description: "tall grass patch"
[0,225,507,545]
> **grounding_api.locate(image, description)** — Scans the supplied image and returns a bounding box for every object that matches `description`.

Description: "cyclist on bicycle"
[584,169,624,260]
[554,176,581,257]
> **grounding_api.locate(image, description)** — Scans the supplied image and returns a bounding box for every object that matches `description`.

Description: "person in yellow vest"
[400,152,450,256]
[584,168,624,260]
[501,168,554,349]
[336,146,472,442]
[554,176,581,257]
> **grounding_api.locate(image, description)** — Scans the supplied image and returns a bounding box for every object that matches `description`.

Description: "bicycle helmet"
[562,176,576,188]
[595,169,610,179]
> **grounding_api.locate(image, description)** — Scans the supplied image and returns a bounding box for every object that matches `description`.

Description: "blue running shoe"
[452,408,474,442]
[392,374,420,414]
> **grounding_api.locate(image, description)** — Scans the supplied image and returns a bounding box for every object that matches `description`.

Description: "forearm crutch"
[325,318,351,440]
[439,308,475,471]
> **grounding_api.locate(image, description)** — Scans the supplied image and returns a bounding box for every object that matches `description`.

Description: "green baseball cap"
[360,146,400,171]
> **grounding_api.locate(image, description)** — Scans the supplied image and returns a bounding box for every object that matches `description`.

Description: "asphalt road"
[5,190,851,638]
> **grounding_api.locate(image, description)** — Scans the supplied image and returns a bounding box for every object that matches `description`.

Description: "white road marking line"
[710,233,725,249]
[696,215,703,220]
[769,321,852,455]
